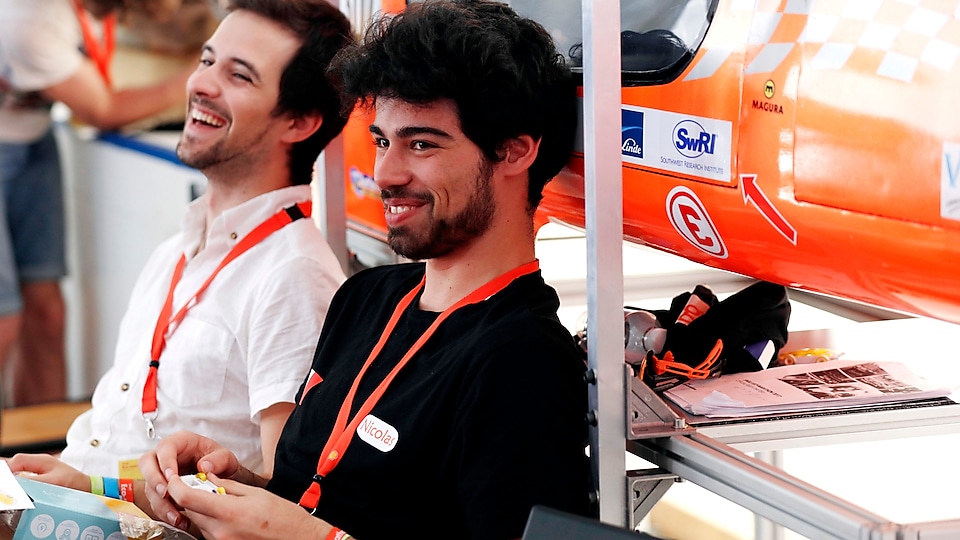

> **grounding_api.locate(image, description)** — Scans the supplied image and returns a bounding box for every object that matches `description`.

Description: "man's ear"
[499,134,541,177]
[281,112,324,144]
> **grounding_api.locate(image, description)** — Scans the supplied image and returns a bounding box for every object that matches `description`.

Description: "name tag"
[356,414,399,452]
[118,459,142,480]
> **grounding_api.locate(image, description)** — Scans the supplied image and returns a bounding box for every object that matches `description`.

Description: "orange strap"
[298,260,541,512]
[141,202,312,438]
[72,0,116,87]
[652,339,724,380]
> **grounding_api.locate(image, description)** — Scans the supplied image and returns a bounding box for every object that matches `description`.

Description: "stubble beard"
[177,137,229,171]
[176,124,272,174]
[387,160,496,261]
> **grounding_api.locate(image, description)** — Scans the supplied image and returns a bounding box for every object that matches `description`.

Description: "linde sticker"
[621,105,732,183]
[357,414,399,452]
[621,108,644,159]
[666,186,728,258]
[943,142,960,221]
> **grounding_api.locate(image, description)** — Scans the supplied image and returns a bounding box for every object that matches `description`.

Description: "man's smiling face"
[176,9,299,174]
[370,98,497,261]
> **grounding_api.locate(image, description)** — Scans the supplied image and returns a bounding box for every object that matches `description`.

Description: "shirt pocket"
[158,316,232,408]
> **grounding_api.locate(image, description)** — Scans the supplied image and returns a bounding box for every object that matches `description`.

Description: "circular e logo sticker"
[666,186,728,258]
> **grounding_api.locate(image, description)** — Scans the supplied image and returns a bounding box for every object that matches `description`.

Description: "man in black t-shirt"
[140,1,591,538]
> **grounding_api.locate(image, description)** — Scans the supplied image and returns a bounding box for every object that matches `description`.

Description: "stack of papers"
[664,360,954,418]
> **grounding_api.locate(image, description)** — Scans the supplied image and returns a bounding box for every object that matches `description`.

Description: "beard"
[177,137,233,171]
[386,159,495,261]
[176,112,271,172]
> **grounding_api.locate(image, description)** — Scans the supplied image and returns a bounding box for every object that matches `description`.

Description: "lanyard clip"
[143,411,158,440]
[299,474,323,515]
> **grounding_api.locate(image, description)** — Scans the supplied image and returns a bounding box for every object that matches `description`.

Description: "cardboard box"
[12,477,147,540]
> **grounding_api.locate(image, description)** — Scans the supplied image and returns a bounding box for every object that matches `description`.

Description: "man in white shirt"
[0,0,195,406]
[9,0,351,489]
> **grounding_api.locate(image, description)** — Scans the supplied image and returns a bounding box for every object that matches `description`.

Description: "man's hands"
[5,454,88,492]
[138,431,334,539]
[139,430,248,529]
[164,473,332,539]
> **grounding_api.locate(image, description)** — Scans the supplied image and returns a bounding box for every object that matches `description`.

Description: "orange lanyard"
[298,260,541,513]
[72,0,116,87]
[141,202,312,439]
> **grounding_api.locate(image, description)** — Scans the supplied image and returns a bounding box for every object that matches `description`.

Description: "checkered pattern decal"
[685,0,960,82]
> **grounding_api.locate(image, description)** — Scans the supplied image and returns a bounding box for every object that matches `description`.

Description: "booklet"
[0,462,33,512]
[663,360,955,418]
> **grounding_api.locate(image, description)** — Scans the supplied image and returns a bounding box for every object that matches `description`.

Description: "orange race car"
[340,0,960,325]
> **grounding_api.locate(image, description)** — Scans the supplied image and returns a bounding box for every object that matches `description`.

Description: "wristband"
[325,528,351,540]
[103,477,119,500]
[89,475,104,496]
[118,478,135,503]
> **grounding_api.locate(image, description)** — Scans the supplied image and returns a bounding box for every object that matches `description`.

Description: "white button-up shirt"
[61,185,345,477]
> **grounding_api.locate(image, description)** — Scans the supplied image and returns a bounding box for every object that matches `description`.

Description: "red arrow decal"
[740,174,797,245]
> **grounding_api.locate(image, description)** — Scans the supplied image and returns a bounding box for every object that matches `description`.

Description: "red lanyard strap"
[141,202,312,438]
[72,0,116,87]
[298,260,541,512]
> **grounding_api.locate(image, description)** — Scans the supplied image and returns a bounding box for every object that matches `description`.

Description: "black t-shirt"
[268,263,592,539]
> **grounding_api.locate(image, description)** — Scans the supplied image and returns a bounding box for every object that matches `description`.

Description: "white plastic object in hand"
[180,472,226,494]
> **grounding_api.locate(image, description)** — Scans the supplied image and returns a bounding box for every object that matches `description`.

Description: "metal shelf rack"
[579,1,960,538]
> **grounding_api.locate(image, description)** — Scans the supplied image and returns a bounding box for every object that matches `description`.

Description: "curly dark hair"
[330,0,576,209]
[228,0,353,185]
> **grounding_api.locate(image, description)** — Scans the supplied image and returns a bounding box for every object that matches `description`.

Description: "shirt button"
[230,232,238,240]
[90,439,100,447]
[120,383,129,391]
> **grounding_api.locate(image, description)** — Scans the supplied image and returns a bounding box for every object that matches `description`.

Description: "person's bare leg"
[0,312,21,407]
[14,280,65,405]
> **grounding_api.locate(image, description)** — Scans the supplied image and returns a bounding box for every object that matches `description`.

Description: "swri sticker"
[944,143,960,221]
[621,105,732,183]
[666,186,728,258]
[673,119,717,159]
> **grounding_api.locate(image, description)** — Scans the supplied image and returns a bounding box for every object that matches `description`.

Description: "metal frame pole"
[314,134,350,275]
[582,0,627,527]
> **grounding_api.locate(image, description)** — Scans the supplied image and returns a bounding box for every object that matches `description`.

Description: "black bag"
[637,281,791,391]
